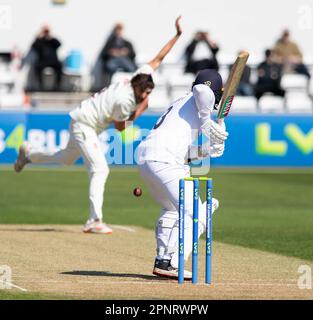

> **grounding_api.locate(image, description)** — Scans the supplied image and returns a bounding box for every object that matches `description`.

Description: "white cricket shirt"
[70,64,154,133]
[138,84,215,165]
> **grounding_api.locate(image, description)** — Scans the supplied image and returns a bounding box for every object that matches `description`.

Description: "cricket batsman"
[137,69,228,279]
[14,17,183,234]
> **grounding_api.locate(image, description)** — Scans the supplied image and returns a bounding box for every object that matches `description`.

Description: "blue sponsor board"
[0,111,312,166]
[0,111,28,164]
[212,115,313,166]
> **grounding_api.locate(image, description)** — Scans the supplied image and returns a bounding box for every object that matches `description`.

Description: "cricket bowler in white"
[14,17,183,234]
[137,69,228,279]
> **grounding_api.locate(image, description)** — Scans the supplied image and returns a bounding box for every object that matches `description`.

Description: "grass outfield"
[1,166,313,261]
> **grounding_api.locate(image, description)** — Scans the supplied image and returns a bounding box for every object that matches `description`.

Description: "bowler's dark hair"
[131,73,155,91]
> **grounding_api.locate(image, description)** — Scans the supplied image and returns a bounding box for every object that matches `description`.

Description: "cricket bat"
[217,51,249,123]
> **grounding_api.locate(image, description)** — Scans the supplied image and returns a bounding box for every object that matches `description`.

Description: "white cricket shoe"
[83,219,113,234]
[14,142,31,173]
[153,259,192,280]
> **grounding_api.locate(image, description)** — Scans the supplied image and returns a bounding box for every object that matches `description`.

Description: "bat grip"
[217,118,224,125]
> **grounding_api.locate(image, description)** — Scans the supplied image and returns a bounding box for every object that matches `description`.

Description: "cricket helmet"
[193,69,224,108]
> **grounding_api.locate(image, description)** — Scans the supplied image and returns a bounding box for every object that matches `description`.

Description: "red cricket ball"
[133,187,142,197]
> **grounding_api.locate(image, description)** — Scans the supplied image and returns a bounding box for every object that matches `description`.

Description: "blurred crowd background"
[0,0,313,112]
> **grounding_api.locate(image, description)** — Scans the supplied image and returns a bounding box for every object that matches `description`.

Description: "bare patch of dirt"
[0,225,312,299]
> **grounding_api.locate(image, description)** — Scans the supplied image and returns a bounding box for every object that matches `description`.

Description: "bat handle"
[217,118,224,125]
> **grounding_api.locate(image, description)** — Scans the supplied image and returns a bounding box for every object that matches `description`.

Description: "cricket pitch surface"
[0,225,312,299]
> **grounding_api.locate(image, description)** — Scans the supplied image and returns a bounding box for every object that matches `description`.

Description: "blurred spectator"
[272,29,311,79]
[229,51,254,96]
[254,49,285,100]
[100,23,137,79]
[31,25,63,91]
[184,31,219,74]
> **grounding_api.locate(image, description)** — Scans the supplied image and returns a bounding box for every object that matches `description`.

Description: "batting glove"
[201,119,228,144]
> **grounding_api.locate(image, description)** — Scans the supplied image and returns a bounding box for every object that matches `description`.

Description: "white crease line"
[1,280,27,292]
[111,225,136,233]
[12,275,297,283]
[19,279,298,287]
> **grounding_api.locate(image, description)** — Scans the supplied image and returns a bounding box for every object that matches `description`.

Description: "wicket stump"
[178,177,213,284]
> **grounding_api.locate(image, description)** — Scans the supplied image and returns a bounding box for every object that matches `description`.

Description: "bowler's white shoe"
[83,219,113,234]
[153,259,192,280]
[14,142,31,173]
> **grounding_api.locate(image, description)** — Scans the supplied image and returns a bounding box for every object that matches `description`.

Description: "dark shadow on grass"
[0,227,77,233]
[61,270,173,281]
[17,228,58,232]
[0,228,59,232]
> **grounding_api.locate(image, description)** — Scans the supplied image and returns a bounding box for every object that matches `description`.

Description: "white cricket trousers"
[138,160,209,268]
[28,120,109,221]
